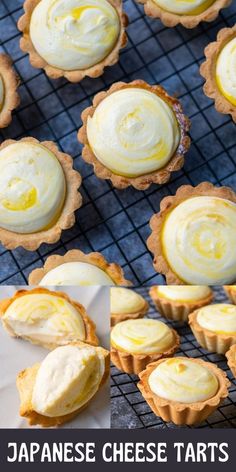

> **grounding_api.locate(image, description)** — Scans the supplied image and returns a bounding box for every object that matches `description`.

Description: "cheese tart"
[0,53,20,128]
[110,287,149,326]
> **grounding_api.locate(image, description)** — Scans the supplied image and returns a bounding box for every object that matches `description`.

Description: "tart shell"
[138,357,230,425]
[111,327,180,374]
[111,299,149,326]
[0,54,20,128]
[189,307,236,354]
[28,249,132,286]
[137,0,231,29]
[0,137,82,251]
[226,344,236,378]
[18,0,128,83]
[147,181,236,285]
[224,286,236,304]
[16,341,110,427]
[149,286,213,323]
[0,287,99,349]
[200,25,236,123]
[78,80,191,190]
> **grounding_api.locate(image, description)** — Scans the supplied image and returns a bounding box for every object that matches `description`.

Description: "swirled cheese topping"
[111,319,174,354]
[0,142,66,234]
[87,88,180,177]
[2,293,86,346]
[162,196,236,285]
[39,261,115,286]
[30,0,120,71]
[216,37,236,106]
[0,75,4,112]
[156,286,211,303]
[148,358,218,403]
[32,344,105,417]
[153,0,215,15]
[197,304,236,334]
[111,287,146,314]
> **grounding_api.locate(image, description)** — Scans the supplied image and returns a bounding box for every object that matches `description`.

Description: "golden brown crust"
[0,53,20,128]
[137,0,231,29]
[78,80,191,190]
[28,249,132,286]
[0,137,82,251]
[18,0,128,83]
[226,344,236,378]
[111,299,149,326]
[200,25,236,122]
[16,341,110,427]
[138,357,230,425]
[149,286,213,323]
[0,287,99,348]
[189,307,236,354]
[111,327,180,374]
[147,182,236,285]
[224,286,236,304]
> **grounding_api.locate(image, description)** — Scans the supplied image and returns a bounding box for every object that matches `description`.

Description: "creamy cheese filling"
[156,285,211,302]
[148,358,218,403]
[110,287,146,314]
[153,0,215,15]
[39,261,115,286]
[0,142,66,234]
[30,0,120,70]
[216,37,236,106]
[2,293,86,346]
[32,344,105,416]
[0,75,4,112]
[197,303,236,335]
[161,196,236,285]
[111,318,174,354]
[87,87,180,177]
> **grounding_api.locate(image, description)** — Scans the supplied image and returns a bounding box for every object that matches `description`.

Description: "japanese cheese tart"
[110,287,149,326]
[0,288,98,349]
[200,25,236,122]
[110,318,180,374]
[149,285,213,322]
[224,285,236,304]
[17,342,109,426]
[226,345,236,378]
[189,303,236,354]
[138,357,230,425]
[28,249,132,286]
[18,0,128,82]
[78,80,190,190]
[0,54,20,128]
[147,182,236,285]
[0,138,82,250]
[137,0,231,28]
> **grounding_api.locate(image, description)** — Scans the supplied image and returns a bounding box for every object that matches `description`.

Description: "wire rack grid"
[0,0,236,285]
[111,286,236,429]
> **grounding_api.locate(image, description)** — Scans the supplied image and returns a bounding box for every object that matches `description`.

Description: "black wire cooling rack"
[0,0,236,285]
[111,286,236,429]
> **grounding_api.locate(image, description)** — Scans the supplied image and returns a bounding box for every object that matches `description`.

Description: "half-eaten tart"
[0,287,98,349]
[17,342,109,427]
[78,80,190,190]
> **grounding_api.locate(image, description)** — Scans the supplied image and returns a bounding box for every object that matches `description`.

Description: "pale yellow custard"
[32,344,105,417]
[0,142,66,234]
[2,293,86,346]
[162,196,236,285]
[111,287,146,314]
[216,37,236,106]
[0,75,4,112]
[30,0,120,70]
[156,285,211,303]
[111,318,174,355]
[87,88,180,177]
[153,0,215,15]
[39,261,115,286]
[197,304,236,335]
[148,358,218,403]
